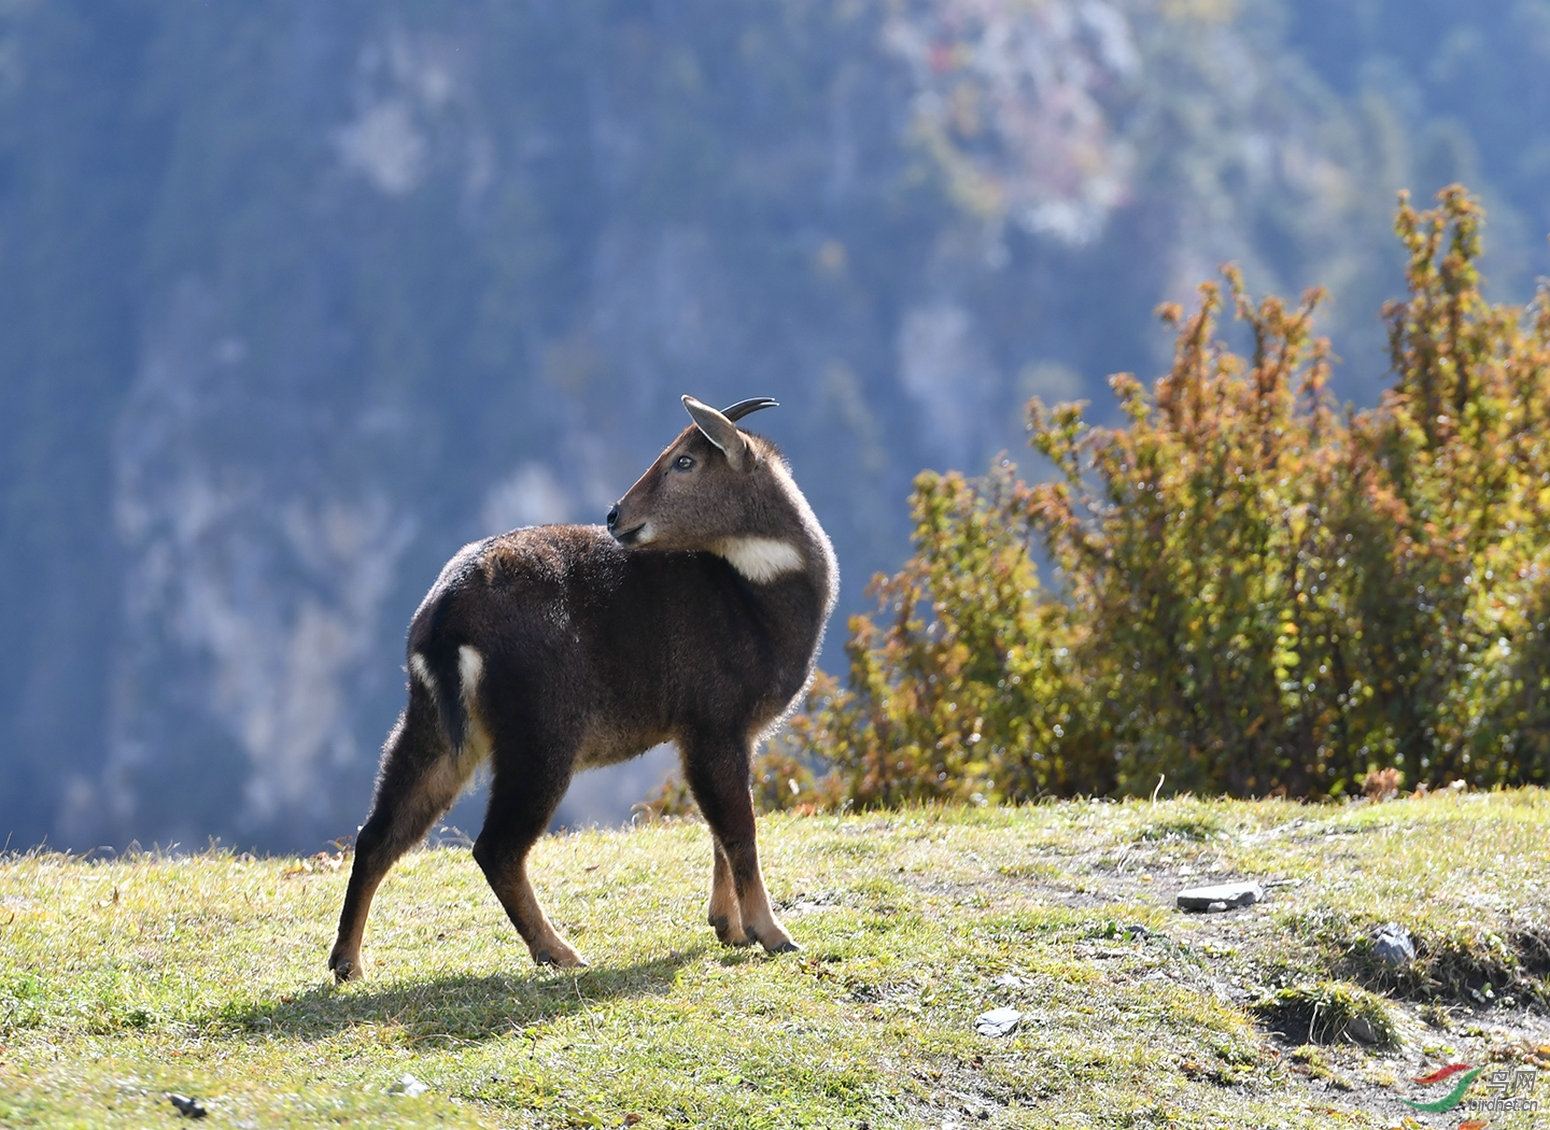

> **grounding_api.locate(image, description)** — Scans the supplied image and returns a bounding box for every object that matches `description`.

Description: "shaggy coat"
[328,396,837,979]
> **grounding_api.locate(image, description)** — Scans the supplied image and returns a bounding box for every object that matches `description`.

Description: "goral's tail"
[409,642,471,752]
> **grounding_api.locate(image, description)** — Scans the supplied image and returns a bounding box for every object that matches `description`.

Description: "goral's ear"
[682,394,750,471]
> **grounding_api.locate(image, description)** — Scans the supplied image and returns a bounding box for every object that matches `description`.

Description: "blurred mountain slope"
[0,0,1541,850]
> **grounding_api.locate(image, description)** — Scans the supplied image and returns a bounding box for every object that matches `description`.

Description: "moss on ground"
[1252,981,1398,1048]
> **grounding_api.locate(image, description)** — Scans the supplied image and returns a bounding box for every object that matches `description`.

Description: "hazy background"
[4,0,1548,852]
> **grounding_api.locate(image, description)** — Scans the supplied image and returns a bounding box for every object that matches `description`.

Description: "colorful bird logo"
[1404,1062,1481,1112]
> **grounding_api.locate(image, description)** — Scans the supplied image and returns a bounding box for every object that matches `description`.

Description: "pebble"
[168,1095,207,1119]
[1346,1015,1385,1045]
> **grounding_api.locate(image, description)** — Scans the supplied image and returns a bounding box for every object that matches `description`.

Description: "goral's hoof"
[763,938,802,955]
[328,953,363,983]
[534,947,589,970]
[710,914,755,947]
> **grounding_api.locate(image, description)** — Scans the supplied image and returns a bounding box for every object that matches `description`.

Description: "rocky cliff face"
[0,1,1522,851]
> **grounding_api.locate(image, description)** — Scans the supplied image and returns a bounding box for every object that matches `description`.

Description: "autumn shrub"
[780,187,1550,807]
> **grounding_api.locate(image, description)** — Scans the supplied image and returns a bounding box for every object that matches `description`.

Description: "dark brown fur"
[328,397,837,979]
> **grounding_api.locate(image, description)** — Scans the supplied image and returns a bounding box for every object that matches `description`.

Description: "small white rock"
[388,1073,429,1098]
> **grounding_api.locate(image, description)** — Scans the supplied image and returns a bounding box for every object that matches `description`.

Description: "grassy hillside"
[3,793,1549,1128]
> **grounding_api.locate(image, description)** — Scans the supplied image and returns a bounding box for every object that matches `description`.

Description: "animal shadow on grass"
[213,949,701,1045]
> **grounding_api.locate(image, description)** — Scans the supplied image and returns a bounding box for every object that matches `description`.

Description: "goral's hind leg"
[708,840,752,946]
[473,736,585,969]
[683,735,797,954]
[329,693,467,982]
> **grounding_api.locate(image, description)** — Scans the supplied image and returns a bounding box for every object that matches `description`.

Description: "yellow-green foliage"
[791,187,1550,805]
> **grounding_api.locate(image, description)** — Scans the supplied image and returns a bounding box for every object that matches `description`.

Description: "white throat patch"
[717,536,804,583]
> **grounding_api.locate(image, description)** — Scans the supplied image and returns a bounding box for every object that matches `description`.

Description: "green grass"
[3,791,1549,1127]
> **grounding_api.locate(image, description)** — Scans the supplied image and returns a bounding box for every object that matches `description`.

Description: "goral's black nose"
[606,505,620,530]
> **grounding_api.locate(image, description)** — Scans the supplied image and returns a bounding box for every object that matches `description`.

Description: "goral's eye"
[674,454,696,471]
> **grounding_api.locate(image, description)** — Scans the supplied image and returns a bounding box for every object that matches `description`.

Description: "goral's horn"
[721,397,780,422]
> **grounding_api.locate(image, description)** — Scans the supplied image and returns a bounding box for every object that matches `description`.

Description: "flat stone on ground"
[974,1007,1023,1037]
[1176,881,1263,911]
